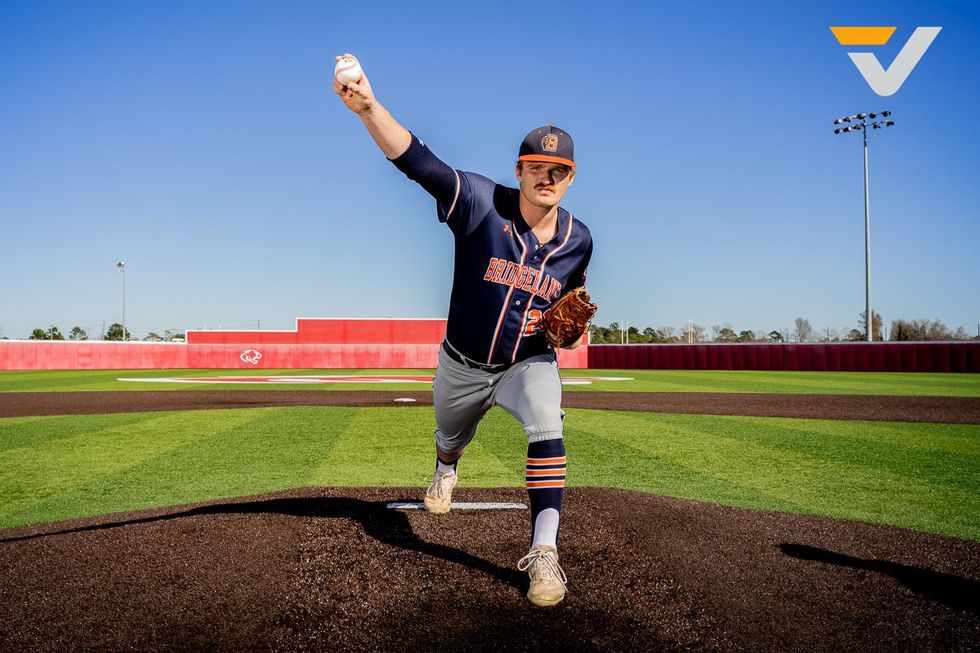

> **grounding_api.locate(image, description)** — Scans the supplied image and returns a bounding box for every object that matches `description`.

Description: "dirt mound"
[1,487,977,652]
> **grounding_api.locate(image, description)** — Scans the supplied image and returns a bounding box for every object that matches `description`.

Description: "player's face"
[516,162,575,209]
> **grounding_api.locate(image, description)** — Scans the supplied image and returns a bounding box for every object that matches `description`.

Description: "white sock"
[531,508,560,550]
[436,459,457,476]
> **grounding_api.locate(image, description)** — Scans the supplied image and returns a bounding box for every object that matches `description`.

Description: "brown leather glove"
[542,287,597,348]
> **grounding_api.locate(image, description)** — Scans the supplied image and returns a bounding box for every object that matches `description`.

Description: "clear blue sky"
[1,0,978,340]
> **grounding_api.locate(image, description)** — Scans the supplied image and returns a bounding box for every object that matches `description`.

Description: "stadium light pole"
[116,261,127,341]
[833,111,894,342]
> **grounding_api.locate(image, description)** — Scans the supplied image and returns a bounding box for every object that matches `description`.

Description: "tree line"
[589,312,979,344]
[16,325,185,342]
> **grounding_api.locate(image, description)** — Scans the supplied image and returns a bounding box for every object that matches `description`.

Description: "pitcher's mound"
[1,487,977,652]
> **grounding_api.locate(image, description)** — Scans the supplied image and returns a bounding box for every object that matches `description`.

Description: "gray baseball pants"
[433,344,565,455]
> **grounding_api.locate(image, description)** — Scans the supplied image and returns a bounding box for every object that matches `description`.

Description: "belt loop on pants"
[442,340,511,374]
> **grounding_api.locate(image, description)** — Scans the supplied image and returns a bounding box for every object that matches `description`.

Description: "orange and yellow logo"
[830,26,940,96]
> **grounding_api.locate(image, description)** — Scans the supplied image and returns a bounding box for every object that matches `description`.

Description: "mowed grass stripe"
[471,408,542,480]
[1,407,357,529]
[0,413,153,453]
[679,416,980,490]
[0,410,257,522]
[313,408,436,486]
[313,407,520,487]
[564,422,809,515]
[750,420,980,487]
[776,418,980,455]
[568,409,980,540]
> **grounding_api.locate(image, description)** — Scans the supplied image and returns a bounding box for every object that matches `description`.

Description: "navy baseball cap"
[518,125,575,167]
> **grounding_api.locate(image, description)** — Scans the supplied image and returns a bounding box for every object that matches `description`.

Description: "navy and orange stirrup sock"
[526,438,566,550]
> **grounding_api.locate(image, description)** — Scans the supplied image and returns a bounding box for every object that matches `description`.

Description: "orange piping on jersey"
[446,169,462,218]
[488,220,527,364]
[509,212,574,363]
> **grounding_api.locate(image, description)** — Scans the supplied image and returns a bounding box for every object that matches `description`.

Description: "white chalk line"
[386,502,527,511]
[117,375,634,385]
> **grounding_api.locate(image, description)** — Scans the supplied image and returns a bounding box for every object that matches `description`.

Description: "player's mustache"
[535,184,557,191]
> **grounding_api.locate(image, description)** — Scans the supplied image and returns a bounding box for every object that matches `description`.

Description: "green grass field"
[1,368,979,395]
[1,400,978,540]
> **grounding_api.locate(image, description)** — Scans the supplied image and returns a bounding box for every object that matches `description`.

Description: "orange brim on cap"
[518,154,576,167]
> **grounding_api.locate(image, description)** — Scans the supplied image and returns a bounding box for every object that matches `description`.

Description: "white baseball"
[334,57,363,86]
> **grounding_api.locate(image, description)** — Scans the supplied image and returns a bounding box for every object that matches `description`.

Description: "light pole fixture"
[116,261,126,341]
[833,110,894,342]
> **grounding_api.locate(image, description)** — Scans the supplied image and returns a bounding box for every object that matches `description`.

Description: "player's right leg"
[425,346,493,513]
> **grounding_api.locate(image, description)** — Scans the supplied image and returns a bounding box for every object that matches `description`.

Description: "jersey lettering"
[483,257,500,281]
[522,268,538,291]
[514,266,528,289]
[482,259,564,301]
[492,261,507,283]
[504,263,520,286]
[523,309,544,336]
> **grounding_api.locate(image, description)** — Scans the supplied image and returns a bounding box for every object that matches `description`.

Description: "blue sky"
[1,0,977,339]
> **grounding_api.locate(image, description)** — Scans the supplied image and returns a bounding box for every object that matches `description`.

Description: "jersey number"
[523,309,544,336]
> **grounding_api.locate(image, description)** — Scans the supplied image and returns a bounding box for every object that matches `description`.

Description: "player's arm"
[333,54,411,159]
[333,54,462,221]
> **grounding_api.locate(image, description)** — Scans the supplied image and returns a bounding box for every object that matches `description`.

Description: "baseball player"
[334,54,593,607]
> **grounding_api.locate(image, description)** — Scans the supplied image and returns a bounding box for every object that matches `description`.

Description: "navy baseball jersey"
[392,134,593,366]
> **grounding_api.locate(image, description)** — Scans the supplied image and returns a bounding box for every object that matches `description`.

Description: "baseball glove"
[543,287,597,348]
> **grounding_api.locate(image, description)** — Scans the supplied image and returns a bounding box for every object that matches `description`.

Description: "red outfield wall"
[0,318,589,370]
[588,342,980,373]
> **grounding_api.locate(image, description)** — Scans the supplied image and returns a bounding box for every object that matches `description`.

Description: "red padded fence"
[185,318,450,346]
[0,315,590,370]
[0,341,588,370]
[587,342,980,373]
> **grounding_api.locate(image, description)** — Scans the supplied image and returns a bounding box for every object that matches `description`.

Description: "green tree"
[68,326,88,340]
[846,328,864,341]
[626,325,640,343]
[890,319,912,341]
[45,326,64,340]
[737,330,756,343]
[715,327,738,343]
[28,328,47,340]
[163,329,185,342]
[104,323,131,341]
[768,330,785,343]
[143,332,164,341]
[642,327,662,343]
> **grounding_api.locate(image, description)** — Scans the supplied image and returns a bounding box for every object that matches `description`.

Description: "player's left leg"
[494,354,568,606]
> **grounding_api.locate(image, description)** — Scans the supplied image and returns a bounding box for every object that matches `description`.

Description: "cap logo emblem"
[541,134,559,152]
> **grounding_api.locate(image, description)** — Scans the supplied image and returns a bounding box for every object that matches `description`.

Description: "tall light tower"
[116,261,127,341]
[833,111,894,342]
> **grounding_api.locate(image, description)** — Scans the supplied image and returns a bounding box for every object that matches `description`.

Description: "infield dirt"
[1,487,977,652]
[2,389,979,423]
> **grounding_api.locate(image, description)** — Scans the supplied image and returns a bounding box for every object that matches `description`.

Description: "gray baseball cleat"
[423,469,457,514]
[518,545,567,606]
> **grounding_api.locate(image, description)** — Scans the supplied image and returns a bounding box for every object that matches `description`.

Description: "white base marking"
[386,502,527,510]
[393,397,417,403]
